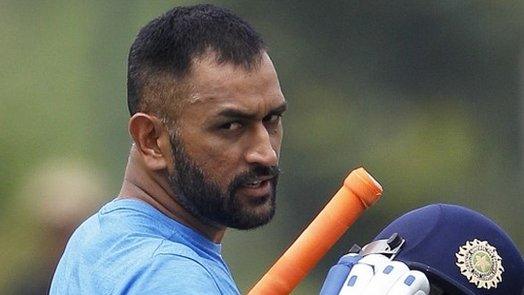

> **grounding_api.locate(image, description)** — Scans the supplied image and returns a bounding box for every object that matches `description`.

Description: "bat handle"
[248,167,382,295]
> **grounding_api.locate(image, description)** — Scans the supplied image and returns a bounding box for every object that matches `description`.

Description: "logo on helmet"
[455,239,504,289]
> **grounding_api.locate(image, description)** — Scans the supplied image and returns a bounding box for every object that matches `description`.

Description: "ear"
[128,113,172,171]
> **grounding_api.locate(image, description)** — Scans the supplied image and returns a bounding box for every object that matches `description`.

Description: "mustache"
[230,166,281,188]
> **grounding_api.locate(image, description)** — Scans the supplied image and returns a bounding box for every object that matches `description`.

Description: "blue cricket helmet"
[373,204,523,294]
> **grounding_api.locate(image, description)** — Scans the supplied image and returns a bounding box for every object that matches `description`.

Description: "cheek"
[270,127,284,157]
[185,138,244,186]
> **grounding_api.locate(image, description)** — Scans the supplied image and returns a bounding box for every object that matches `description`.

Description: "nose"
[244,124,278,167]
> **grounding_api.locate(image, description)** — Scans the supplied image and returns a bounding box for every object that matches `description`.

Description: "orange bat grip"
[248,167,382,295]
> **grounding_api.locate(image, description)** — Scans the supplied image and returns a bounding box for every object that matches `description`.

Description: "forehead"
[182,52,285,113]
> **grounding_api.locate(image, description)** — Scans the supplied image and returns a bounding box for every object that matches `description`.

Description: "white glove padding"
[338,254,430,295]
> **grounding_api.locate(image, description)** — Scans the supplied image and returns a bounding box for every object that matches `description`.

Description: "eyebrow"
[216,101,287,120]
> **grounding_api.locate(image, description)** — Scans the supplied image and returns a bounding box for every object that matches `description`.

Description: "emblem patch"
[455,239,504,289]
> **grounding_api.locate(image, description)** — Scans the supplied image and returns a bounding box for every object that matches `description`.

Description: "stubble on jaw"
[166,135,279,230]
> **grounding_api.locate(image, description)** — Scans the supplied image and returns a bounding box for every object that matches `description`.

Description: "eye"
[264,114,282,125]
[220,121,243,131]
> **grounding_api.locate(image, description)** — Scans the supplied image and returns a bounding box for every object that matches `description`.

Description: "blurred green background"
[1,1,523,294]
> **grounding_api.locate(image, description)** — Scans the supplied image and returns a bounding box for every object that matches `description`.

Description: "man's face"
[166,52,286,229]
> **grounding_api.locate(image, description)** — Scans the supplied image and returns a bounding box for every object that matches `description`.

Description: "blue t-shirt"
[50,198,240,294]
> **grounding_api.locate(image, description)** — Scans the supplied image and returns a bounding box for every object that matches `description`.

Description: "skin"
[119,51,286,243]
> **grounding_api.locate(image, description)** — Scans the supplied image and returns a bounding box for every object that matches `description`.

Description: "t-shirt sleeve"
[115,254,221,294]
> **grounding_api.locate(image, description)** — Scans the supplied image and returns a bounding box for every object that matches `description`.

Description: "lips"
[238,176,274,198]
[243,175,274,188]
[244,180,263,188]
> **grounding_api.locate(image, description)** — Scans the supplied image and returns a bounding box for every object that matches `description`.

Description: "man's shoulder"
[150,238,203,262]
[67,199,211,264]
[113,248,222,294]
[52,212,226,294]
[51,238,222,294]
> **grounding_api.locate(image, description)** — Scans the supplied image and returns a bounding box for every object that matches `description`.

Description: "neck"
[118,147,226,243]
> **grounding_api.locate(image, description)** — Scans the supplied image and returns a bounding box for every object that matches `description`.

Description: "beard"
[167,136,280,230]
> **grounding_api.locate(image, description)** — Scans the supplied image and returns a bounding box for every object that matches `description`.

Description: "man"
[51,4,285,294]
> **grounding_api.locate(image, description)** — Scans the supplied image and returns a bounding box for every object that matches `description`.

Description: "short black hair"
[127,4,266,116]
